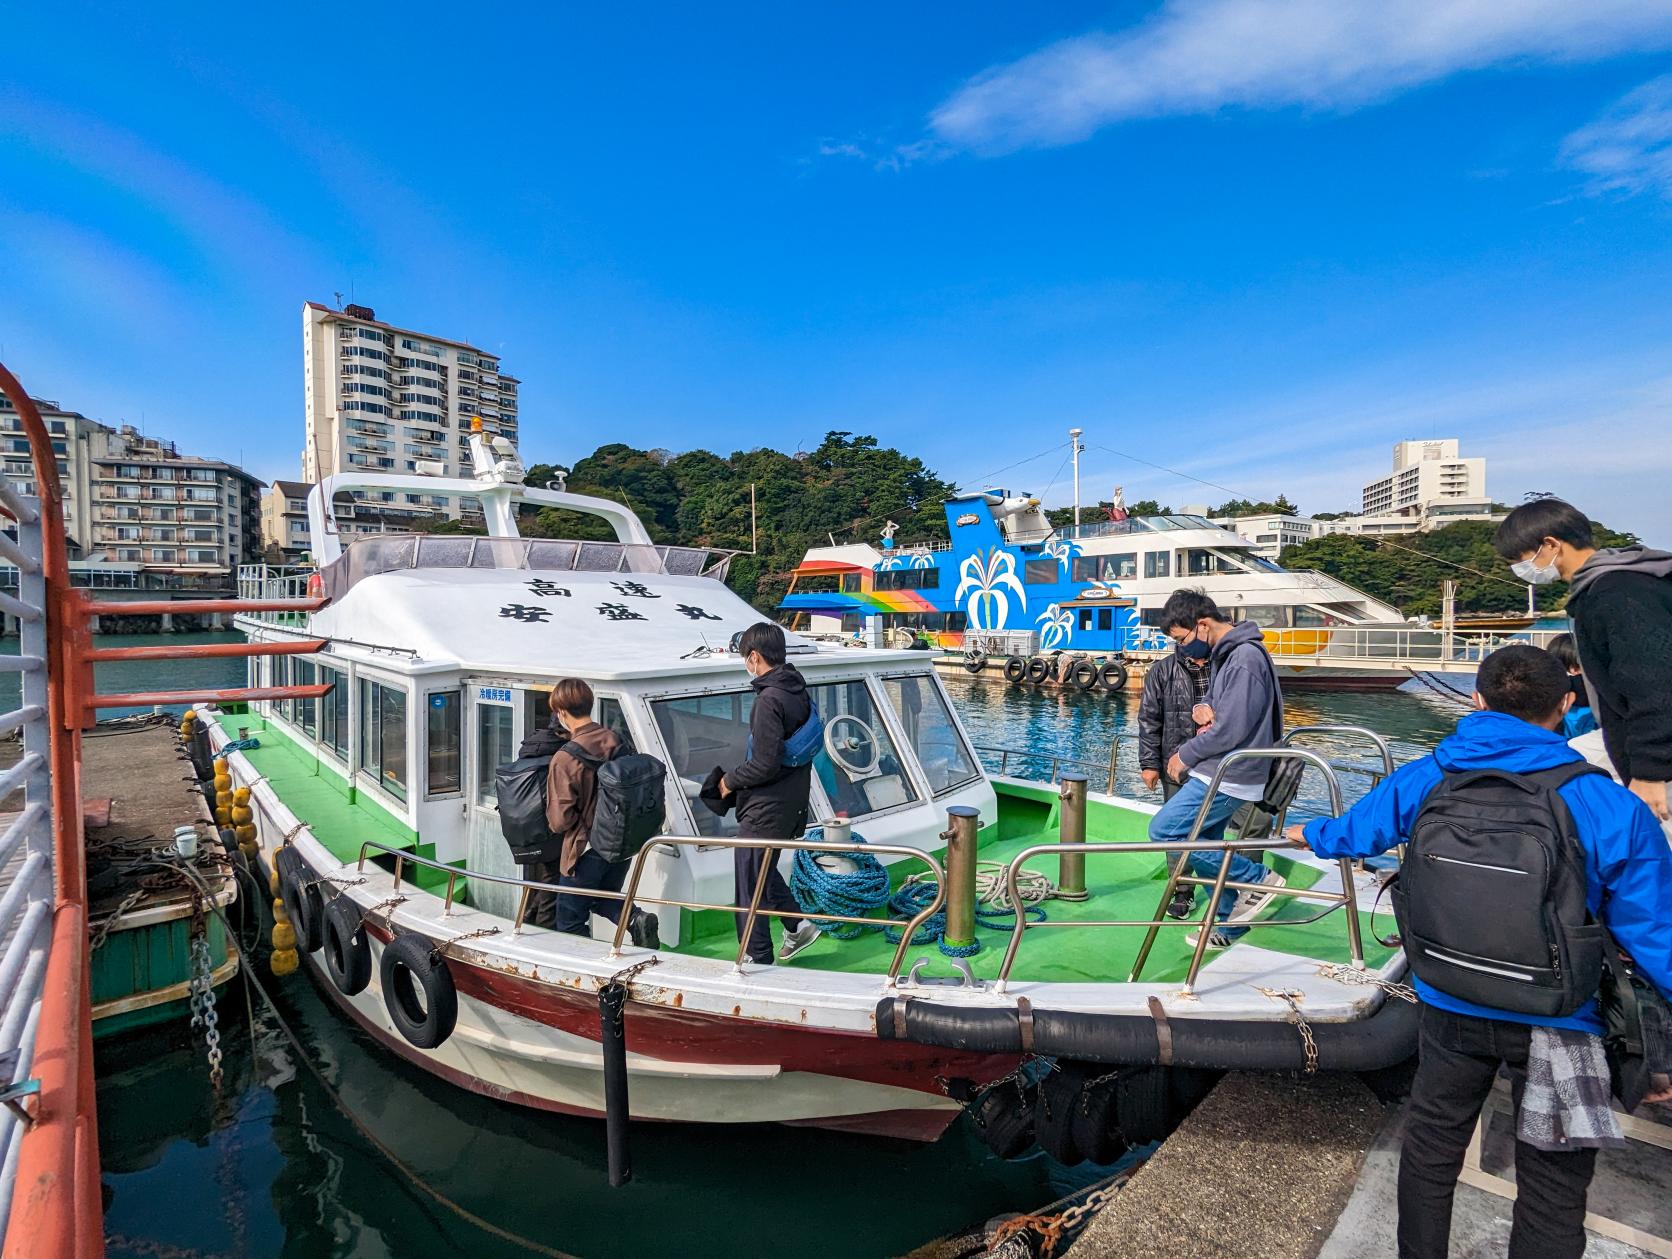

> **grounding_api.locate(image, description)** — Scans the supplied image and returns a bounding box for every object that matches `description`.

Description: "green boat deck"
[672,781,1394,985]
[213,710,1390,986]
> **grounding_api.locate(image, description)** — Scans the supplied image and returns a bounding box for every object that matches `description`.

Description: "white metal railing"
[1117,623,1561,668]
[0,477,56,1241]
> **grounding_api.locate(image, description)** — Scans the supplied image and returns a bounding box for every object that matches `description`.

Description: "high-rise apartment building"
[301,301,519,524]
[0,392,262,586]
[261,479,313,562]
[1361,439,1488,518]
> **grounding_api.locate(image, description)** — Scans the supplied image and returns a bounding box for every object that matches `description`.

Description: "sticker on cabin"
[676,604,721,621]
[479,686,513,702]
[955,513,980,527]
[597,602,647,621]
[525,579,572,598]
[499,604,551,623]
[610,580,660,599]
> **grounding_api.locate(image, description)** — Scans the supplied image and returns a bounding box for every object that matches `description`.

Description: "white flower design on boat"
[954,547,1026,631]
[1036,603,1074,650]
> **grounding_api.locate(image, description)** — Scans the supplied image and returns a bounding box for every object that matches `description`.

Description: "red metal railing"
[0,360,331,1259]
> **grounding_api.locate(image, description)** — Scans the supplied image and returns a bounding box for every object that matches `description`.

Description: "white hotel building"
[301,302,519,526]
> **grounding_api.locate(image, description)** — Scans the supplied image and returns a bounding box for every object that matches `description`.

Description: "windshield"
[881,674,980,795]
[650,692,755,837]
[807,679,919,819]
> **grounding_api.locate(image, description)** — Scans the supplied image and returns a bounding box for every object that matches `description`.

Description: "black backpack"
[1393,760,1607,1018]
[495,754,563,865]
[559,742,668,864]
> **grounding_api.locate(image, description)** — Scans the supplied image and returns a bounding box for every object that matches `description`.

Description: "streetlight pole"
[1069,427,1085,526]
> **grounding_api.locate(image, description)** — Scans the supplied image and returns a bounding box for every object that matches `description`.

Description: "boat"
[202,424,1415,1149]
[778,492,1424,688]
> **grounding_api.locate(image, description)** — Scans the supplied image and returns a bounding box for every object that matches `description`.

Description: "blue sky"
[3,2,1672,537]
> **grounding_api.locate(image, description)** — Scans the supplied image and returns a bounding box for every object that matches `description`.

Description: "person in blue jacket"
[1547,632,1599,739]
[1284,645,1672,1259]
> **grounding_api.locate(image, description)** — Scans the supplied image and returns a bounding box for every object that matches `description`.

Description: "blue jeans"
[1148,775,1268,928]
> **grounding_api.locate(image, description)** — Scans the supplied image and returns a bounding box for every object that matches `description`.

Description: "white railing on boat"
[0,476,57,1242]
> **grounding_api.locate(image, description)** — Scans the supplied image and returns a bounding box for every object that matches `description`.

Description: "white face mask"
[1511,543,1560,586]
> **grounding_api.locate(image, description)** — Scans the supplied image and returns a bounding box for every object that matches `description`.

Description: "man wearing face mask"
[1494,499,1672,823]
[719,622,820,965]
[1138,636,1215,915]
[1146,589,1287,948]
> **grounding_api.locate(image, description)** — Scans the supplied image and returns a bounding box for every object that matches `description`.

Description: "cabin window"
[873,568,939,592]
[1024,558,1058,585]
[1144,552,1171,578]
[839,613,863,634]
[426,690,462,796]
[475,702,515,802]
[294,659,318,736]
[318,664,349,762]
[1293,607,1330,628]
[806,680,919,818]
[1104,553,1137,580]
[1215,553,1244,574]
[882,674,980,795]
[1185,550,1215,577]
[1238,605,1289,627]
[840,573,864,593]
[273,654,291,721]
[1098,608,1112,631]
[650,691,756,838]
[358,678,409,802]
[1071,556,1099,583]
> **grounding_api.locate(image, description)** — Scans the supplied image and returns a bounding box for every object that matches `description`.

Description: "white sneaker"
[1225,869,1286,924]
[1185,926,1237,950]
[778,921,820,962]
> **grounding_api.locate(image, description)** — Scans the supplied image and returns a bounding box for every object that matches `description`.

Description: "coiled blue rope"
[221,737,261,753]
[789,828,891,940]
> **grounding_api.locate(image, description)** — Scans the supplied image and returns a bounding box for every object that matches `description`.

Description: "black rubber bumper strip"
[875,990,1418,1072]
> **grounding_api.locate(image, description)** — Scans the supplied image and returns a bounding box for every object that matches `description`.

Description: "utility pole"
[1069,427,1085,526]
[1441,579,1456,663]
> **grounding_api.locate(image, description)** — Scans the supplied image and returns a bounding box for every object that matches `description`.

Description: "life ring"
[279,863,323,953]
[381,932,459,1050]
[1025,657,1050,685]
[1099,661,1130,692]
[1071,660,1099,691]
[962,650,986,674]
[1002,656,1028,684]
[322,896,372,996]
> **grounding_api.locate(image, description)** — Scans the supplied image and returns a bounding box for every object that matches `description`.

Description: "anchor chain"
[187,902,223,1091]
[987,1175,1127,1257]
[1317,962,1418,1003]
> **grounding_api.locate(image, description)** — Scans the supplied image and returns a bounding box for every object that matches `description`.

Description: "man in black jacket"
[1494,499,1672,822]
[720,623,819,965]
[1138,646,1212,802]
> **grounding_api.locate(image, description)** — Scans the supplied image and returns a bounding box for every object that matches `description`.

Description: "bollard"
[943,805,981,949]
[1058,772,1089,901]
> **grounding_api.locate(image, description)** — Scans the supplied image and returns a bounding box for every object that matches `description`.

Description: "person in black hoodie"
[1494,498,1672,822]
[512,710,568,929]
[720,622,819,965]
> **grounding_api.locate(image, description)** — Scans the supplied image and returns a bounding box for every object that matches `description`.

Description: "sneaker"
[778,921,820,963]
[1185,926,1238,950]
[1225,869,1286,925]
[1164,889,1196,920]
[627,909,661,950]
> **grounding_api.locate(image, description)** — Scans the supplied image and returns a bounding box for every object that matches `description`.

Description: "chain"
[605,955,662,991]
[1256,986,1318,1074]
[362,894,408,931]
[434,925,501,962]
[987,1176,1127,1257]
[90,889,146,952]
[186,907,223,1091]
[1317,962,1418,1003]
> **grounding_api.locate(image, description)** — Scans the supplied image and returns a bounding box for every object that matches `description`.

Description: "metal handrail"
[992,747,1364,996]
[976,739,1134,795]
[356,833,949,983]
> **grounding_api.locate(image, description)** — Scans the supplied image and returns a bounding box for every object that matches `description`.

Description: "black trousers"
[522,856,561,930]
[1399,1004,1599,1259]
[555,849,628,937]
[733,843,802,963]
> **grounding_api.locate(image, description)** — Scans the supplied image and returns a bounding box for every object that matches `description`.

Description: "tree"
[1210,494,1298,518]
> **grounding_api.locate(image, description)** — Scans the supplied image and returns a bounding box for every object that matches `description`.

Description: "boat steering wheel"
[824,715,881,776]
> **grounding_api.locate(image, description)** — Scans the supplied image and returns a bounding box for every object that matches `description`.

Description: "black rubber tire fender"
[1113,1065,1174,1145]
[1099,661,1130,692]
[1025,657,1051,685]
[1002,656,1028,684]
[1034,1061,1090,1165]
[380,931,459,1050]
[1071,659,1099,691]
[962,651,986,674]
[274,844,302,882]
[322,896,372,996]
[279,864,324,954]
[971,1079,1038,1160]
[1070,1067,1128,1165]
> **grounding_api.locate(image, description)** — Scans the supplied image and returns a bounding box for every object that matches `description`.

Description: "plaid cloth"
[1519,1027,1627,1152]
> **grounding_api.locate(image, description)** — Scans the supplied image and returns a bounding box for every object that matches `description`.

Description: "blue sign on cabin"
[478,686,513,703]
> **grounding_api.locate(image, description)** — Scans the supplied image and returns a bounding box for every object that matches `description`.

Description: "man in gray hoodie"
[1147,589,1287,947]
[1494,498,1672,822]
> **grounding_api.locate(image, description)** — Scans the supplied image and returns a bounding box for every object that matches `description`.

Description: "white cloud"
[931,0,1672,153]
[1561,74,1672,197]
